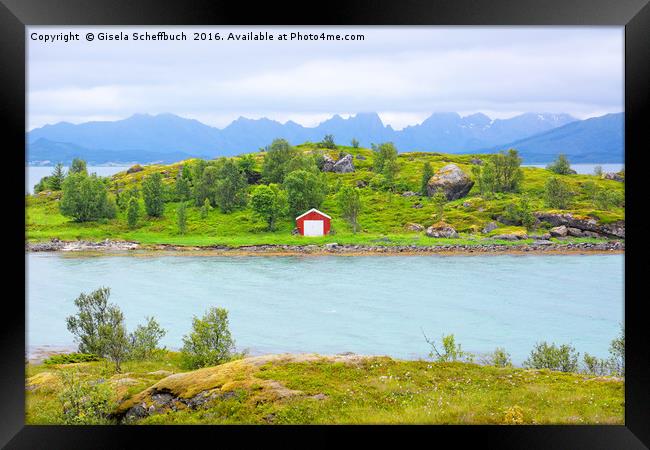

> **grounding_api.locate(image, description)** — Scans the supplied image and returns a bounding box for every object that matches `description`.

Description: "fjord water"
[27,253,623,365]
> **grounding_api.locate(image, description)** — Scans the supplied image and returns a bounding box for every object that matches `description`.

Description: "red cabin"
[295,208,331,236]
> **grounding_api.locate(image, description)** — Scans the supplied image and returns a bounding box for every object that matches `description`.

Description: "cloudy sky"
[27,26,623,131]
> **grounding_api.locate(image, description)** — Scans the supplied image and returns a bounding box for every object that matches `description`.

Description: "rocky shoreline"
[26,238,624,255]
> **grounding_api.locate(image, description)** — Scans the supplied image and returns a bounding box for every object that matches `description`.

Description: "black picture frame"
[2,0,648,447]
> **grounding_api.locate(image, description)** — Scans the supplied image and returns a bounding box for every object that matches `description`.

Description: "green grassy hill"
[26,143,624,247]
[26,352,623,425]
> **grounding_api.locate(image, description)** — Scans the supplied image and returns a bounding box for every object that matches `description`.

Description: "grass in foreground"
[26,352,624,425]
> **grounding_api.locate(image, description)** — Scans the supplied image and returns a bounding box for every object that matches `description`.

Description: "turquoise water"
[26,253,624,365]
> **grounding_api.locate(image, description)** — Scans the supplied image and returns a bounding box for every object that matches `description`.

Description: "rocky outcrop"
[604,172,624,182]
[426,164,474,200]
[534,212,624,239]
[401,191,417,197]
[482,222,498,234]
[426,222,459,238]
[321,155,335,172]
[27,239,140,252]
[332,154,355,173]
[492,232,528,241]
[550,225,568,237]
[405,223,425,232]
[126,164,144,174]
[470,158,483,165]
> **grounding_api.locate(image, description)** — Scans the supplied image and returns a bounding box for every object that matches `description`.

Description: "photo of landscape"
[25,26,625,425]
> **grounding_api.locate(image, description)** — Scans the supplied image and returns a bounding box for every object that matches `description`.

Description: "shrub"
[546,154,573,175]
[320,134,336,149]
[544,177,574,209]
[43,353,102,365]
[60,173,116,222]
[57,370,116,424]
[351,138,359,148]
[175,176,191,201]
[487,347,512,368]
[337,185,362,233]
[142,173,165,217]
[523,342,579,372]
[180,307,236,369]
[129,316,167,361]
[503,406,524,424]
[431,191,447,222]
[502,196,536,230]
[582,353,610,376]
[608,326,624,377]
[594,165,603,177]
[594,189,624,210]
[485,149,523,193]
[423,332,473,363]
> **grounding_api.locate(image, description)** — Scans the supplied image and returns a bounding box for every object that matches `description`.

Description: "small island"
[26,139,625,255]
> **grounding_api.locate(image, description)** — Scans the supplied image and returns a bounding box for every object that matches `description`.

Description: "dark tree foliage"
[142,172,165,217]
[60,173,116,222]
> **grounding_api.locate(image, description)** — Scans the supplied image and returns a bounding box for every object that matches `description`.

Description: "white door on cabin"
[303,220,324,236]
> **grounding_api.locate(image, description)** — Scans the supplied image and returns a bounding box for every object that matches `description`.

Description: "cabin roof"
[295,208,332,221]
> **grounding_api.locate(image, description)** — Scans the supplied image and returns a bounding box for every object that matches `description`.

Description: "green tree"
[48,163,66,190]
[142,172,165,217]
[421,162,434,196]
[175,176,191,201]
[594,189,624,210]
[33,176,51,193]
[200,197,212,219]
[523,342,579,372]
[337,185,362,233]
[65,287,130,372]
[372,142,398,174]
[546,154,573,175]
[262,139,299,183]
[237,154,260,184]
[69,158,88,175]
[283,169,327,216]
[60,173,116,222]
[177,202,187,234]
[503,196,536,231]
[594,165,603,177]
[128,317,167,361]
[180,307,236,369]
[351,138,359,148]
[214,158,248,213]
[250,184,288,231]
[491,149,523,192]
[321,134,336,149]
[382,158,399,190]
[487,347,512,368]
[544,176,574,209]
[608,326,624,376]
[126,197,139,229]
[431,191,447,222]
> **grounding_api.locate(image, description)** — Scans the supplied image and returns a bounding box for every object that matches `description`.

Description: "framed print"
[1,0,649,447]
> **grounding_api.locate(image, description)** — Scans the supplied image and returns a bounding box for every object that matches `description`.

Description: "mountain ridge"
[27,111,623,164]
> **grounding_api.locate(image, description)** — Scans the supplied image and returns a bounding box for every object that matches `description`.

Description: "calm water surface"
[27,253,624,365]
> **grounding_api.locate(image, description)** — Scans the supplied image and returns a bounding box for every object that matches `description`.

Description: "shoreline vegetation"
[26,285,625,425]
[26,140,624,254]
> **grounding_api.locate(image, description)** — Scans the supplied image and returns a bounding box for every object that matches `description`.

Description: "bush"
[180,307,237,369]
[213,158,248,213]
[351,138,359,148]
[129,316,167,361]
[337,185,362,233]
[372,142,398,174]
[60,173,116,222]
[423,332,473,363]
[594,189,624,210]
[320,134,336,149]
[200,197,211,219]
[69,158,88,175]
[486,347,512,368]
[43,353,102,365]
[523,342,579,372]
[57,370,116,424]
[502,196,536,230]
[546,154,573,175]
[544,177,574,209]
[421,162,433,196]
